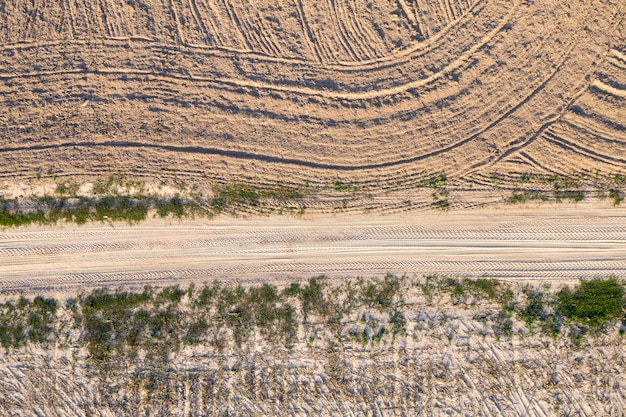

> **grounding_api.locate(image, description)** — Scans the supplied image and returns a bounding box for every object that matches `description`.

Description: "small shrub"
[55,180,80,196]
[156,196,186,218]
[263,186,304,200]
[463,278,500,300]
[494,310,513,339]
[298,276,328,319]
[419,175,447,188]
[553,189,584,203]
[333,181,352,192]
[557,278,624,328]
[211,182,260,211]
[94,196,148,223]
[431,199,450,210]
[505,191,548,204]
[519,288,545,327]
[157,286,186,305]
[609,189,624,206]
[359,274,400,310]
[388,310,406,336]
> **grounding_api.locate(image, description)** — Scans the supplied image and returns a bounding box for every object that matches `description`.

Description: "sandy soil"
[1,2,625,415]
[0,265,624,417]
[2,202,624,293]
[0,0,624,191]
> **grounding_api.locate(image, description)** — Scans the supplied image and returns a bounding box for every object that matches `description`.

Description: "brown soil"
[0,0,624,193]
[1,3,625,416]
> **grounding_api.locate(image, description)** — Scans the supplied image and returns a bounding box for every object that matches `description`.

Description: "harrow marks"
[0,0,623,187]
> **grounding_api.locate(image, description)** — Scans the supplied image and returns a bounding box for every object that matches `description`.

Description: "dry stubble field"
[1,1,626,416]
[0,0,625,196]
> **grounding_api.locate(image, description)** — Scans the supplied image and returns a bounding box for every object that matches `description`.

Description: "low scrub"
[0,296,57,350]
[553,189,585,203]
[609,189,624,206]
[505,191,549,204]
[1,276,624,361]
[557,278,624,328]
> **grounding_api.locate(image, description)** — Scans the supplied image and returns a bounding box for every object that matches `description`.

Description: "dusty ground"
[1,202,625,294]
[0,0,624,192]
[1,1,626,415]
[0,274,624,417]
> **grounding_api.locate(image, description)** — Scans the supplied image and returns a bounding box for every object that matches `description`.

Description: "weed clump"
[557,278,624,328]
[505,191,548,204]
[0,296,57,350]
[609,189,624,206]
[553,189,585,203]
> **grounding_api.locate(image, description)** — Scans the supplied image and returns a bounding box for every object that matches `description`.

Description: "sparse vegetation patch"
[4,276,623,358]
[557,278,625,328]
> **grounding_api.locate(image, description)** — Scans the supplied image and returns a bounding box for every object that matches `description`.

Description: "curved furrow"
[215,0,252,50]
[591,79,626,99]
[332,0,376,61]
[0,0,624,189]
[292,0,323,64]
[325,0,360,62]
[542,129,626,167]
[192,0,228,46]
[346,0,389,56]
[186,0,215,46]
[1,6,599,174]
[0,0,512,88]
[550,121,626,162]
[241,1,284,57]
[560,117,626,146]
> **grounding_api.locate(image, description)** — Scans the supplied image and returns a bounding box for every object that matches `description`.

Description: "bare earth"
[2,202,625,294]
[1,1,626,415]
[0,0,624,189]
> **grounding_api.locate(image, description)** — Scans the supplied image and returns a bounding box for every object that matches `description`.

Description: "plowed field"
[1,0,625,189]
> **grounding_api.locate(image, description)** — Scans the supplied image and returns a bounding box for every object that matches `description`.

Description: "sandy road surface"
[1,204,625,293]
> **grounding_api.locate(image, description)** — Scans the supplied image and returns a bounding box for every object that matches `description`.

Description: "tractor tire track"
[1,208,625,293]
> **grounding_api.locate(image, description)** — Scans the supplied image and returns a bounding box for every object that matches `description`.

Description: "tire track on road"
[2,209,625,292]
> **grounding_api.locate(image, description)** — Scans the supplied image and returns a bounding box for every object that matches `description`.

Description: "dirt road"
[1,204,625,293]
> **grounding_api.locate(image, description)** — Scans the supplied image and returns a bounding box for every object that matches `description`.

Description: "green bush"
[333,181,352,192]
[422,175,447,188]
[430,199,450,210]
[157,285,186,305]
[463,278,500,300]
[0,296,57,349]
[557,279,624,328]
[94,196,148,223]
[553,189,585,203]
[55,180,80,196]
[519,288,545,327]
[156,196,186,218]
[505,191,548,204]
[359,274,400,310]
[211,182,259,210]
[262,186,304,200]
[609,189,624,206]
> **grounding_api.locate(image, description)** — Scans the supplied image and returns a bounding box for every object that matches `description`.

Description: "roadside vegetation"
[0,295,58,350]
[2,276,624,362]
[502,172,626,205]
[0,176,310,227]
[1,171,624,226]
